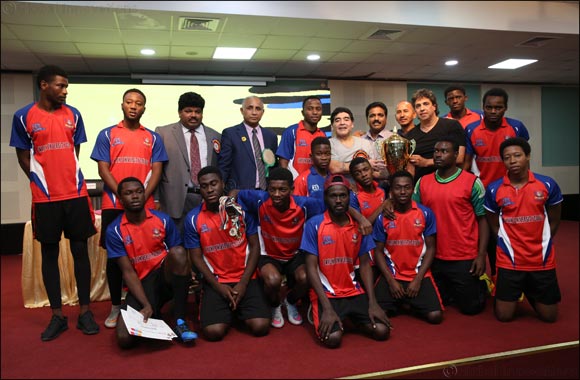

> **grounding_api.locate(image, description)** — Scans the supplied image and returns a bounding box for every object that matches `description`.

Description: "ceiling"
[1,1,579,85]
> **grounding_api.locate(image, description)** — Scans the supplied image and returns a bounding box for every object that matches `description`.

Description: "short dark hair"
[499,137,530,157]
[390,170,414,186]
[267,167,294,187]
[179,92,205,111]
[330,106,354,123]
[198,165,222,182]
[117,176,143,195]
[435,135,459,153]
[311,136,330,150]
[483,88,509,107]
[349,156,371,174]
[302,95,321,109]
[411,88,439,115]
[444,85,466,99]
[122,88,146,104]
[365,102,388,118]
[36,65,68,89]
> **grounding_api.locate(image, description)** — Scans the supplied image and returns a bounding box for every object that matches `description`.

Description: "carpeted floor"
[1,221,578,379]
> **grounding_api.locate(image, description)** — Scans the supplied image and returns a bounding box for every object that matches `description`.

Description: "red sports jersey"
[372,202,436,281]
[183,203,258,283]
[276,121,326,177]
[416,170,481,261]
[351,181,385,219]
[10,102,90,203]
[300,212,375,298]
[484,171,563,271]
[444,108,482,129]
[90,122,168,210]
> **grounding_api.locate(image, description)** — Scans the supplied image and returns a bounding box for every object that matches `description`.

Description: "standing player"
[301,174,391,348]
[91,88,168,328]
[485,138,562,323]
[277,96,326,178]
[10,65,99,341]
[184,166,270,341]
[443,85,482,129]
[373,171,442,324]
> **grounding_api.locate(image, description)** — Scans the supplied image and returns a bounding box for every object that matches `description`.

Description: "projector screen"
[65,81,330,180]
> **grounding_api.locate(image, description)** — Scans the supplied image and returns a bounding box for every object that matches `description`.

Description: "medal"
[229,228,237,237]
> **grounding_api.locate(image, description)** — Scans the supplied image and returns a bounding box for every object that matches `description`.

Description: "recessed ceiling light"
[307,54,321,61]
[140,48,156,56]
[213,47,257,60]
[488,59,538,69]
[445,59,458,66]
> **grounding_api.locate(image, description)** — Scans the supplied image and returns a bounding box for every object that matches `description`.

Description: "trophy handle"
[409,139,416,155]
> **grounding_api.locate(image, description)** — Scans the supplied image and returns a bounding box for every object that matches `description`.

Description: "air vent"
[366,29,405,41]
[517,36,560,47]
[178,17,220,32]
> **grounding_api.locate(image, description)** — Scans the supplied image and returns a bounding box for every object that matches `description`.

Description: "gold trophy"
[380,126,416,176]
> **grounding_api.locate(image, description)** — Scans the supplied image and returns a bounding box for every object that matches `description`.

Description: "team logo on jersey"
[386,221,396,229]
[291,217,299,225]
[534,191,545,201]
[352,150,369,159]
[322,235,334,245]
[311,184,320,191]
[298,138,307,147]
[351,233,359,243]
[200,224,209,233]
[64,119,74,129]
[262,214,272,224]
[143,137,151,147]
[413,218,423,228]
[500,197,514,207]
[474,138,485,147]
[112,137,123,146]
[152,228,161,239]
[31,123,44,133]
[124,235,133,245]
[212,139,221,154]
[362,201,370,210]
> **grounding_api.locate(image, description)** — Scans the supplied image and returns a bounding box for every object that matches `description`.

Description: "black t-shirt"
[406,117,465,181]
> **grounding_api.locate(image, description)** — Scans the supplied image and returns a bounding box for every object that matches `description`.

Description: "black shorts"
[258,253,306,289]
[32,197,96,244]
[99,209,124,248]
[199,279,270,328]
[495,268,561,305]
[122,264,172,319]
[431,258,486,304]
[309,292,372,336]
[374,276,443,315]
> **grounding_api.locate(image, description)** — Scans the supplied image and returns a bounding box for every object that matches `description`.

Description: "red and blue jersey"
[484,171,563,271]
[276,121,326,178]
[414,169,486,261]
[350,181,386,219]
[372,202,436,281]
[465,117,529,187]
[300,212,375,298]
[237,190,324,261]
[443,108,482,129]
[90,122,168,210]
[293,166,328,201]
[105,209,180,280]
[10,102,90,203]
[183,203,258,283]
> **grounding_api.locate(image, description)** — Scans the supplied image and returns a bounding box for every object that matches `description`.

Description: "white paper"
[121,305,178,341]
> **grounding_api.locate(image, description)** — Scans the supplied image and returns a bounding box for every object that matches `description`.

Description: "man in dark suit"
[219,96,278,192]
[155,92,221,232]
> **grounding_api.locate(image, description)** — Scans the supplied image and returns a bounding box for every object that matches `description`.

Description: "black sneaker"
[41,315,68,341]
[174,319,198,343]
[77,311,100,335]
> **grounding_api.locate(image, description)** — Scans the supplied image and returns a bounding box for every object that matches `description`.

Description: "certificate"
[121,305,178,341]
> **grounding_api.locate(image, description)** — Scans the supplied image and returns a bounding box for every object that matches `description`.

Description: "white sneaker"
[283,297,303,325]
[271,305,285,328]
[105,305,121,328]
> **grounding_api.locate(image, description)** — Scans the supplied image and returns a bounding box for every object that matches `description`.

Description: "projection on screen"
[65,81,331,180]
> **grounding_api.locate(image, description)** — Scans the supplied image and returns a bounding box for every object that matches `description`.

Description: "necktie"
[190,130,201,185]
[251,128,267,190]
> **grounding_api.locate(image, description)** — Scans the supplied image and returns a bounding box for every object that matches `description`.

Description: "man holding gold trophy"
[378,126,417,178]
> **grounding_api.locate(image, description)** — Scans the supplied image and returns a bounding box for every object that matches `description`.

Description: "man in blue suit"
[219,96,278,192]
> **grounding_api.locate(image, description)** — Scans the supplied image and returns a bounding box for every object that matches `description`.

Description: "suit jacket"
[155,122,221,219]
[219,122,278,192]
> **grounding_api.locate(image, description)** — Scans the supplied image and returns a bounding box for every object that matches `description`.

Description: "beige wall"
[2,74,578,224]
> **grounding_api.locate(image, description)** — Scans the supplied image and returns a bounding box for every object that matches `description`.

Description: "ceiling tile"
[115,11,172,31]
[85,58,130,73]
[75,43,126,57]
[315,20,375,39]
[253,49,298,60]
[169,46,215,59]
[6,25,69,42]
[120,30,172,45]
[1,25,17,40]
[217,33,266,47]
[34,55,90,73]
[0,51,42,70]
[273,19,321,37]
[221,15,279,35]
[66,28,122,44]
[57,6,119,29]
[1,2,62,27]
[302,38,352,52]
[261,35,307,50]
[125,44,170,58]
[1,39,30,53]
[23,41,79,55]
[330,52,375,63]
[171,31,220,47]
[343,40,390,54]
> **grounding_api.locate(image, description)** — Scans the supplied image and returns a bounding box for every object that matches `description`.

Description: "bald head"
[395,101,416,129]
